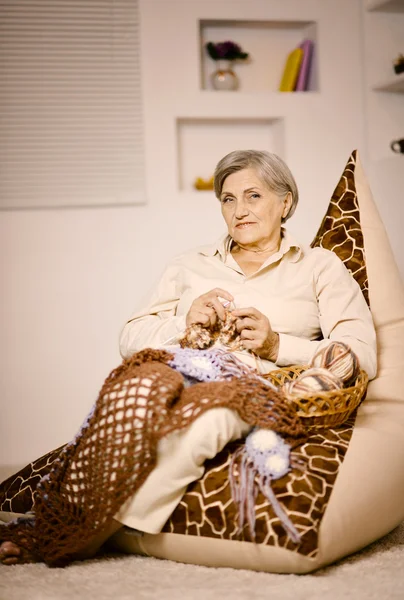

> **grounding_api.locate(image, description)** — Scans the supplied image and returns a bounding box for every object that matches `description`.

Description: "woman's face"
[220,167,292,249]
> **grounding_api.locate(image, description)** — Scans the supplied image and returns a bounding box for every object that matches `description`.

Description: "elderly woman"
[113,148,376,530]
[0,150,376,566]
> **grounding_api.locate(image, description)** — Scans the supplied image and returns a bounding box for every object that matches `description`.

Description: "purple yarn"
[167,348,224,383]
[167,347,265,385]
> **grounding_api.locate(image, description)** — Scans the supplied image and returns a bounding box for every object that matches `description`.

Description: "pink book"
[295,39,314,91]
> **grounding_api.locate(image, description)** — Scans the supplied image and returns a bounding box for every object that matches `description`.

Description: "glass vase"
[211,60,238,91]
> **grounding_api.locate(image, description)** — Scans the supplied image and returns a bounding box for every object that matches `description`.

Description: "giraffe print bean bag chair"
[1,151,403,573]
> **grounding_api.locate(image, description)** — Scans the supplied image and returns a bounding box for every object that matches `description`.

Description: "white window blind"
[0,0,145,209]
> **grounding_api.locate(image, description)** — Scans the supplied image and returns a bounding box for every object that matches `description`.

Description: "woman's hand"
[186,288,234,328]
[231,307,279,361]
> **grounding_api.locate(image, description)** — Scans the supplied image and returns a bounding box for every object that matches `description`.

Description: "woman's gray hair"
[213,150,299,223]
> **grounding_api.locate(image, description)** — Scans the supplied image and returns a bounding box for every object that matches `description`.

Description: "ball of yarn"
[310,342,360,385]
[284,367,343,399]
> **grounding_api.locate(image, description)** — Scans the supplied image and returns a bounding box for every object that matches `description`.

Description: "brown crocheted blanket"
[0,349,305,568]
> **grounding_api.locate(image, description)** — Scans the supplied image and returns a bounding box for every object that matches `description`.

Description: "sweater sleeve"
[119,262,187,358]
[276,251,377,379]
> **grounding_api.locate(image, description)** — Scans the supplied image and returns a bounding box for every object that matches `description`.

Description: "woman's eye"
[221,197,234,204]
[249,193,260,200]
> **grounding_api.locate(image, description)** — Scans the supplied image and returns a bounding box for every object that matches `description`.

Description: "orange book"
[279,47,303,92]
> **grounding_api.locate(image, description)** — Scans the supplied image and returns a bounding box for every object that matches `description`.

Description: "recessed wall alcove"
[176,117,285,192]
[200,19,319,92]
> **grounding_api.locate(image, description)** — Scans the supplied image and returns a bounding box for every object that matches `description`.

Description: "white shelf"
[373,72,404,92]
[367,0,404,12]
[173,90,322,121]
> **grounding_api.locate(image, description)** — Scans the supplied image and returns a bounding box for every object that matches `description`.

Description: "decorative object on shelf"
[206,41,249,91]
[391,138,404,153]
[279,40,314,92]
[194,176,214,190]
[393,53,404,75]
[295,39,314,92]
[279,47,303,92]
[210,61,238,91]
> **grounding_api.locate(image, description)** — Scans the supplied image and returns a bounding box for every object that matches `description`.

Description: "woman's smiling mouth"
[236,222,255,228]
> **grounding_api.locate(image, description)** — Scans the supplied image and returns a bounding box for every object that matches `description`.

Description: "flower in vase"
[206,41,249,62]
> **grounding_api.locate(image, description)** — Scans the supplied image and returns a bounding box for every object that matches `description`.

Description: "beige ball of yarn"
[284,367,343,399]
[310,342,360,385]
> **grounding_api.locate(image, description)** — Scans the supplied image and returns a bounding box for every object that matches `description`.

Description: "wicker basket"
[264,365,369,429]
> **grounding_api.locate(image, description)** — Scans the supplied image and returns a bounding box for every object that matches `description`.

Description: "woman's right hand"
[186,288,234,328]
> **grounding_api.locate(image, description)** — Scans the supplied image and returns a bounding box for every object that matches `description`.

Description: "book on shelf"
[279,39,314,92]
[296,39,314,91]
[279,47,303,92]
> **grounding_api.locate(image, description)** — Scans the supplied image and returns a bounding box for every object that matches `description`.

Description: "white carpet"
[1,522,403,600]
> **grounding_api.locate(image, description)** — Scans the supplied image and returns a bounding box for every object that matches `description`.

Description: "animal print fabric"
[162,416,356,557]
[0,446,63,514]
[311,150,369,305]
[0,418,356,558]
[0,151,366,557]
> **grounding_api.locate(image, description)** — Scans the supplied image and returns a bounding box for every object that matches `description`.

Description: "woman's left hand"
[231,307,279,362]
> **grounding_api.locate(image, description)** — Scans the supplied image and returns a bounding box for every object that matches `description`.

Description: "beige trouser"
[115,407,252,534]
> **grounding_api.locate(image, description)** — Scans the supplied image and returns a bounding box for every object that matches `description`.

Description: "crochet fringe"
[0,348,306,567]
[230,445,301,544]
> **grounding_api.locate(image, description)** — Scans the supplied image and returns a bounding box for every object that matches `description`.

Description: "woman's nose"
[234,199,249,219]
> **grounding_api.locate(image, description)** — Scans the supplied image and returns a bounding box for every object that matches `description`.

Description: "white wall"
[361,0,404,277]
[0,0,400,468]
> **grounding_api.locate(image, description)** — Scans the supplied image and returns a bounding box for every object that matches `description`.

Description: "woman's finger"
[194,299,223,322]
[186,288,233,327]
[201,292,233,321]
[240,328,265,341]
[188,306,217,327]
[200,289,233,310]
[240,338,259,351]
[206,306,218,327]
[232,307,261,320]
[207,297,228,321]
[207,288,234,303]
[236,317,260,332]
[187,312,209,327]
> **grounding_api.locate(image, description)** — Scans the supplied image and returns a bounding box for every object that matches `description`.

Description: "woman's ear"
[282,192,293,219]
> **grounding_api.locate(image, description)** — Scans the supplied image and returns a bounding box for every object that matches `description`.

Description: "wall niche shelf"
[367,0,404,12]
[199,19,318,93]
[176,117,284,192]
[373,72,404,92]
